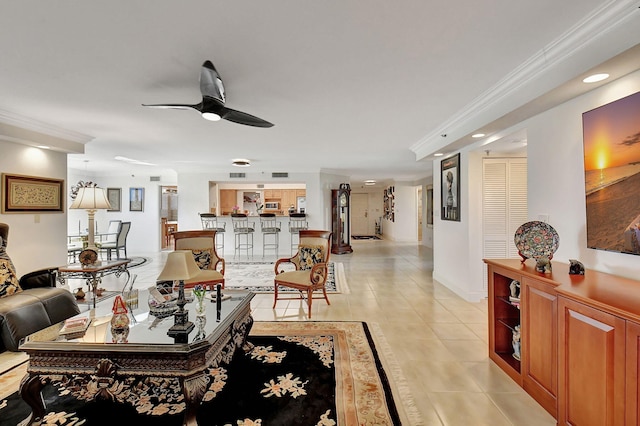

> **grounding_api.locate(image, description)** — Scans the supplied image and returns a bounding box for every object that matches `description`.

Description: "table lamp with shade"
[157,250,200,343]
[70,186,112,264]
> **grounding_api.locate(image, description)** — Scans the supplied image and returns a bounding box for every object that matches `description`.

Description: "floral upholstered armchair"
[273,230,332,318]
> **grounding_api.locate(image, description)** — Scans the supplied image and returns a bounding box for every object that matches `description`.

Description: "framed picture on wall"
[441,153,460,221]
[107,188,121,212]
[1,173,64,213]
[129,187,144,212]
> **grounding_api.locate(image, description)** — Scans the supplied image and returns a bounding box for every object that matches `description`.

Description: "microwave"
[265,202,279,209]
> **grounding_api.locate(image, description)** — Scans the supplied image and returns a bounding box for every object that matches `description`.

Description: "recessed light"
[472,133,485,138]
[364,180,376,185]
[232,158,251,167]
[583,73,609,83]
[434,153,444,157]
[36,145,50,149]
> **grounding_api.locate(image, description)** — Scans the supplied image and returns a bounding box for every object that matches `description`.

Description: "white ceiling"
[0,1,639,187]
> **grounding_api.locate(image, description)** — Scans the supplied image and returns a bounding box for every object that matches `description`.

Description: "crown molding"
[0,108,93,145]
[411,0,640,160]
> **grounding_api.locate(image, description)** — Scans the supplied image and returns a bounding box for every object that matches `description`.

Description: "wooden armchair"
[171,230,225,289]
[273,230,332,318]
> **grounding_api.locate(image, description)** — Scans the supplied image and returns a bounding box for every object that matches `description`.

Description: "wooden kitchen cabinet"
[219,190,237,215]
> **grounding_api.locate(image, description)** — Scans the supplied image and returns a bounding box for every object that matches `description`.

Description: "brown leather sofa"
[0,223,80,351]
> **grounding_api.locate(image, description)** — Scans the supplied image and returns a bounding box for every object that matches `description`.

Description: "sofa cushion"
[0,258,21,298]
[0,292,51,351]
[25,287,80,325]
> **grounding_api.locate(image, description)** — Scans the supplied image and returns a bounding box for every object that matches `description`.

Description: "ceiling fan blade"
[142,103,202,111]
[222,107,274,128]
[200,60,225,103]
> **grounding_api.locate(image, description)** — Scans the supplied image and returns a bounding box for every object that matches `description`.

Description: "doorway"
[351,193,370,236]
[160,186,178,249]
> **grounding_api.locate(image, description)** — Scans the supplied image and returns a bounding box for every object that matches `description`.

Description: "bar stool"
[231,213,255,259]
[200,213,226,254]
[259,213,281,258]
[288,213,308,254]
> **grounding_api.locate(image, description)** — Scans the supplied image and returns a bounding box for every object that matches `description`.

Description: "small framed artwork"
[1,173,64,213]
[129,187,144,212]
[441,153,460,221]
[107,188,121,212]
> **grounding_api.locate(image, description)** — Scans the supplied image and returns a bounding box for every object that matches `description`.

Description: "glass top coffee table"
[18,289,254,426]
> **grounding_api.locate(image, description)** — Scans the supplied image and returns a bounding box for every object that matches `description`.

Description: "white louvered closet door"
[482,158,528,290]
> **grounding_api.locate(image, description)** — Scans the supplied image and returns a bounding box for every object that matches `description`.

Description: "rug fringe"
[369,322,426,426]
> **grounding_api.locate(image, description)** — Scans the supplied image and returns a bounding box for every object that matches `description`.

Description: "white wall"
[526,70,640,280]
[67,171,178,254]
[383,183,419,242]
[0,141,68,272]
[433,70,640,301]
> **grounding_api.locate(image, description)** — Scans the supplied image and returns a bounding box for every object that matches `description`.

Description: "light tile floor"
[88,239,556,425]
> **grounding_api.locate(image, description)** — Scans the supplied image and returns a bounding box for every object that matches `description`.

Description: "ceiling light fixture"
[201,112,221,121]
[364,180,376,185]
[472,133,485,138]
[583,73,609,83]
[434,153,444,157]
[232,158,251,167]
[36,145,50,149]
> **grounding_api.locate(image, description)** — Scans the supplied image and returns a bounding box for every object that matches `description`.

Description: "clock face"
[339,193,347,207]
[79,249,98,265]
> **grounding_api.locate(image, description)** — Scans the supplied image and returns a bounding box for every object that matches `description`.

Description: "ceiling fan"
[143,60,273,128]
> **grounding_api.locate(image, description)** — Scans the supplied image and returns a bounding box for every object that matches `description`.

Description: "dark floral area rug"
[0,322,406,425]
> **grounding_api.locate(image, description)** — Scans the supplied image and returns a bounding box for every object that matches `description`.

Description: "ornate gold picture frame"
[1,173,64,213]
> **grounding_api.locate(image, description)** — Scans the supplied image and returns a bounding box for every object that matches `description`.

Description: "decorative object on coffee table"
[157,250,201,343]
[514,220,560,263]
[110,295,130,343]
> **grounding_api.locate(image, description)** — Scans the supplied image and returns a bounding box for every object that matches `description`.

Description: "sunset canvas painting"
[583,90,640,254]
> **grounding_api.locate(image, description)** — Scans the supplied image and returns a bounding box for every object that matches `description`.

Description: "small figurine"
[509,280,520,302]
[535,256,552,274]
[569,259,585,275]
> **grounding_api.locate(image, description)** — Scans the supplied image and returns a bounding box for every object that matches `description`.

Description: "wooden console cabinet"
[487,260,557,416]
[485,258,640,424]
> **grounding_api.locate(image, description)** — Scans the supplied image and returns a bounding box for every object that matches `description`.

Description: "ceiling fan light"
[202,111,221,121]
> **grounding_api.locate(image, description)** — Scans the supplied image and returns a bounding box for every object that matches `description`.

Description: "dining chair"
[100,221,131,260]
[273,230,332,318]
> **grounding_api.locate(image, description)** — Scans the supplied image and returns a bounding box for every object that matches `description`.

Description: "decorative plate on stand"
[514,221,559,262]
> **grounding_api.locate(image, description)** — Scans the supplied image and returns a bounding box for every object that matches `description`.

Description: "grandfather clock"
[331,184,353,254]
